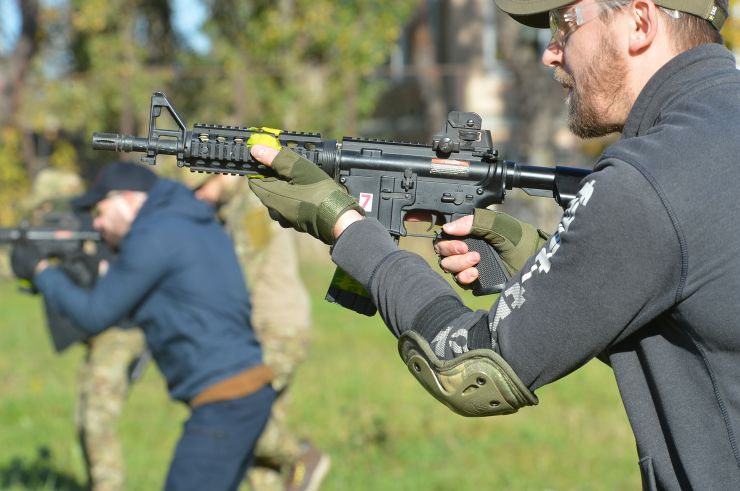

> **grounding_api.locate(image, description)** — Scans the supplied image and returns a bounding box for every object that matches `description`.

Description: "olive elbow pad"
[398,331,538,417]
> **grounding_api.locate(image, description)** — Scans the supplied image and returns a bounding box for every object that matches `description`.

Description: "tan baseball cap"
[23,168,84,211]
[495,0,728,30]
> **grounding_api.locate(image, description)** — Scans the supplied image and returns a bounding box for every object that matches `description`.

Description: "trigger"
[429,214,441,230]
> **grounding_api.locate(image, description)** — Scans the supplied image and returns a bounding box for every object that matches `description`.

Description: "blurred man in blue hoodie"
[10,161,275,491]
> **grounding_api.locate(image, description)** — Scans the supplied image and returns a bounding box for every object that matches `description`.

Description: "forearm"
[331,218,493,354]
[34,268,113,334]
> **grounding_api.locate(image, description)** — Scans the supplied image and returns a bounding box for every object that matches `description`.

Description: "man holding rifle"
[13,167,147,491]
[246,0,740,487]
[10,161,275,491]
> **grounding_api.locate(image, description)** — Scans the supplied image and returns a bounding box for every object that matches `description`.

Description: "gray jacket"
[331,43,740,489]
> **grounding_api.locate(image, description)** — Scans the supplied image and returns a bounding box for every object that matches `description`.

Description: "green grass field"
[0,257,640,490]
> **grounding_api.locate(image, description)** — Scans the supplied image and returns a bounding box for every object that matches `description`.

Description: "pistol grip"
[463,237,510,295]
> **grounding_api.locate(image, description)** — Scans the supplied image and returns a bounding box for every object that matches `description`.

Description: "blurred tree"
[495,18,569,165]
[0,0,182,223]
[0,0,40,224]
[725,0,739,53]
[23,0,178,166]
[0,0,420,224]
[196,0,420,134]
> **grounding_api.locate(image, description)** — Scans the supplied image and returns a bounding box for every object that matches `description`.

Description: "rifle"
[92,91,591,315]
[1,208,102,351]
[2,208,151,380]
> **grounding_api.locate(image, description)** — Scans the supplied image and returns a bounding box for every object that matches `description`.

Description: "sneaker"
[284,443,331,491]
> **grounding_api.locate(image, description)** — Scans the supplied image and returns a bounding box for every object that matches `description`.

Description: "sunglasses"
[549,0,631,46]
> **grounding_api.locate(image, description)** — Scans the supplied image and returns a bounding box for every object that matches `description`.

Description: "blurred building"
[364,0,580,229]
[364,0,508,142]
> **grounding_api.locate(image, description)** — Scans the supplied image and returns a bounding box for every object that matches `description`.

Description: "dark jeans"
[164,385,275,491]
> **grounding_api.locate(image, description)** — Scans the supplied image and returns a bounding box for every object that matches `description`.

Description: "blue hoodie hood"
[135,178,214,228]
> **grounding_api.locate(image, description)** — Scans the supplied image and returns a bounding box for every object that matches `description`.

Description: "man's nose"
[542,39,564,67]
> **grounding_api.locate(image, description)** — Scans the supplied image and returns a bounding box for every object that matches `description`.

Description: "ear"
[119,190,148,215]
[628,0,659,53]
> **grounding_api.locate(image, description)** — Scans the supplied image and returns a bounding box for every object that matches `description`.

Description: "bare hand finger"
[434,239,468,257]
[250,144,280,166]
[438,251,481,275]
[441,215,474,237]
[454,267,480,286]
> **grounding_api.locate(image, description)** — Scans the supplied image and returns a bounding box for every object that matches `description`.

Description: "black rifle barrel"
[92,133,180,155]
[0,228,21,241]
[0,227,101,242]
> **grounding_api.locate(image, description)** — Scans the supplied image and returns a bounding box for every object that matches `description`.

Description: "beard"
[554,34,630,139]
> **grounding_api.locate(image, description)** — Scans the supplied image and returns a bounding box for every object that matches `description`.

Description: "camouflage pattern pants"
[222,188,312,491]
[23,169,149,490]
[76,327,146,491]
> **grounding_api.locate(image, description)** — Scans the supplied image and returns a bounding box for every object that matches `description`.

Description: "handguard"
[398,331,537,417]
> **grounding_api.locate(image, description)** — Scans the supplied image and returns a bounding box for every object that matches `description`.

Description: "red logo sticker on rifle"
[359,193,374,212]
[430,159,470,176]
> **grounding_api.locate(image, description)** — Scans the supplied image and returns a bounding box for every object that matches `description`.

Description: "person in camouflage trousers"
[76,327,146,491]
[195,174,331,491]
[25,168,147,491]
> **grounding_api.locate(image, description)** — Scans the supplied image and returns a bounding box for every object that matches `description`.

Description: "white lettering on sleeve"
[449,328,469,355]
[505,283,526,309]
[488,180,596,339]
[431,326,452,357]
